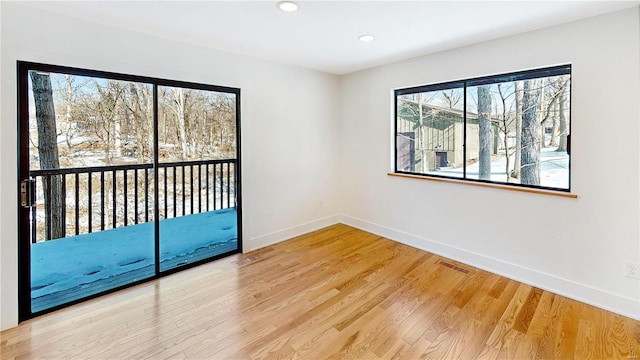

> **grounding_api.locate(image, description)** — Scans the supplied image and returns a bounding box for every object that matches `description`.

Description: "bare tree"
[550,95,560,147]
[536,78,569,147]
[212,94,237,158]
[171,88,190,159]
[416,94,427,172]
[477,86,492,180]
[520,80,541,185]
[64,75,73,151]
[442,89,462,109]
[90,80,125,163]
[511,81,523,179]
[125,83,154,162]
[557,83,569,152]
[30,71,64,239]
[53,74,92,158]
[539,78,547,145]
[497,84,514,182]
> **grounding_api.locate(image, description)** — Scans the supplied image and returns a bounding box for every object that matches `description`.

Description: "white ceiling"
[15,1,640,75]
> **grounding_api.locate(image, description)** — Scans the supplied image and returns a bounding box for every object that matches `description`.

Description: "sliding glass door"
[18,62,241,320]
[157,86,239,272]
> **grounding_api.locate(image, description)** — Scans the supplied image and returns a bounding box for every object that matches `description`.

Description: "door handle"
[20,178,36,208]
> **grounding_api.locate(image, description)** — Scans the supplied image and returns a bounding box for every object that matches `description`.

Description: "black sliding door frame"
[17,61,242,321]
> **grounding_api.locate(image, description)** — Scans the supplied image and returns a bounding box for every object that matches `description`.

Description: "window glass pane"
[396,87,465,178]
[465,74,570,189]
[525,75,571,189]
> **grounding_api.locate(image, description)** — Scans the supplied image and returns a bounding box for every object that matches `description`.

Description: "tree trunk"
[65,75,72,122]
[128,83,152,162]
[498,84,510,183]
[520,80,541,185]
[30,72,64,240]
[512,81,523,179]
[539,79,547,148]
[417,93,427,172]
[114,115,122,158]
[64,75,73,150]
[112,83,123,158]
[477,86,492,180]
[144,86,154,158]
[550,97,559,147]
[557,85,568,152]
[103,122,112,164]
[94,80,123,165]
[172,88,189,160]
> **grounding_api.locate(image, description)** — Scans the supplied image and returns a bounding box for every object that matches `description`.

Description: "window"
[395,65,571,191]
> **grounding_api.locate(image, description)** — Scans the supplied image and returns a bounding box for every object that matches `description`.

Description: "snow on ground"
[31,208,237,299]
[429,148,569,189]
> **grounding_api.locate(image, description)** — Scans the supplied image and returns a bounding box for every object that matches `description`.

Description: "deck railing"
[29,159,236,243]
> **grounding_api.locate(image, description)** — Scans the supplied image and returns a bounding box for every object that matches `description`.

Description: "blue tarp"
[31,208,237,299]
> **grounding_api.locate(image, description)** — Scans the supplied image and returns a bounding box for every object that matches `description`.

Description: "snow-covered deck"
[31,208,238,312]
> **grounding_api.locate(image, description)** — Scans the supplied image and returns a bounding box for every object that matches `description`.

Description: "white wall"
[0,3,340,330]
[339,7,640,319]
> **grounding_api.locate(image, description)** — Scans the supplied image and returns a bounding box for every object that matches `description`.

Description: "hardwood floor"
[2,224,639,359]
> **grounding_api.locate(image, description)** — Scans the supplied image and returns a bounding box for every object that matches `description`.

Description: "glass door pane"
[157,86,238,272]
[27,71,155,313]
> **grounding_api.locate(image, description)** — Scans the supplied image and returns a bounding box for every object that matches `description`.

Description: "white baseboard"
[245,215,342,252]
[338,214,640,321]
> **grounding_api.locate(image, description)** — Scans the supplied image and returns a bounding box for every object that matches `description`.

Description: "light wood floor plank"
[2,224,639,359]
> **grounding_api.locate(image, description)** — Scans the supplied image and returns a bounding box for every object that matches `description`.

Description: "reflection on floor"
[31,208,238,313]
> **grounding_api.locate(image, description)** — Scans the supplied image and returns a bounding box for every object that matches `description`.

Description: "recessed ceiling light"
[277,1,298,12]
[358,34,375,42]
